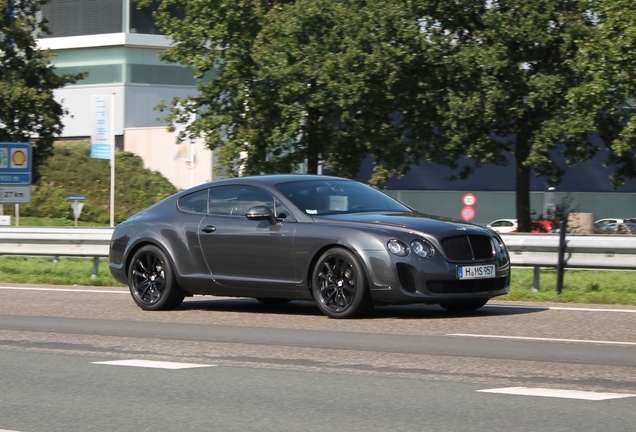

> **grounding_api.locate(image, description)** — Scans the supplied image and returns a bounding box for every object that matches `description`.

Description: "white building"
[38,0,216,189]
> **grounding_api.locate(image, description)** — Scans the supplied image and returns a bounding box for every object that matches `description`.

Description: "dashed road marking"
[92,359,216,369]
[0,286,127,294]
[478,387,636,401]
[448,333,636,346]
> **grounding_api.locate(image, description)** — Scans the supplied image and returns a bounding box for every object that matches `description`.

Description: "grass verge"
[0,256,634,305]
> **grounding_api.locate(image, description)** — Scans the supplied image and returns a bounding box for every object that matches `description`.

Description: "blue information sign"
[0,142,32,185]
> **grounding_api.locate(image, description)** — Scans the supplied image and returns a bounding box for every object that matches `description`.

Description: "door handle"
[201,225,216,233]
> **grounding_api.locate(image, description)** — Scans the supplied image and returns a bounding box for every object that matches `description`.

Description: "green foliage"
[0,0,86,181]
[2,141,178,224]
[137,0,636,233]
[504,269,636,305]
[0,256,125,286]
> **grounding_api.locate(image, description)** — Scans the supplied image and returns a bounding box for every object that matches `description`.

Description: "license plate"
[458,264,495,279]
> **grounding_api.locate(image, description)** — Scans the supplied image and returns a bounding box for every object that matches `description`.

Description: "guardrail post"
[556,220,567,294]
[533,267,540,292]
[92,257,99,279]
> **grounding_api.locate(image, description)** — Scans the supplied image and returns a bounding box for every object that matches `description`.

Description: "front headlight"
[411,240,435,258]
[387,239,409,256]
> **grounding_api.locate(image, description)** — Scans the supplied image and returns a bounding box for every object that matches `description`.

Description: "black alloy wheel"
[128,245,184,310]
[312,247,373,319]
[439,299,488,313]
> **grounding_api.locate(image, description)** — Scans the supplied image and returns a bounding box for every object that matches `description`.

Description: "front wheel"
[312,248,373,319]
[439,299,488,313]
[128,245,184,311]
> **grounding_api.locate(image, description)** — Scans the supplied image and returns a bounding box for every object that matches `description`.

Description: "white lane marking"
[448,333,636,347]
[0,429,27,432]
[0,286,127,294]
[487,304,636,313]
[478,387,636,401]
[92,359,215,369]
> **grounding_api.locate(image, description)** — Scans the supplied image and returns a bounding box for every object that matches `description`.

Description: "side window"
[178,189,209,214]
[275,198,294,221]
[208,185,274,216]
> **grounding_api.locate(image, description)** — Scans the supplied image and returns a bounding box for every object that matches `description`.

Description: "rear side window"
[208,185,274,216]
[178,189,209,214]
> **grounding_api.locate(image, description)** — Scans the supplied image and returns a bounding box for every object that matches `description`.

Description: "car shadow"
[178,297,548,319]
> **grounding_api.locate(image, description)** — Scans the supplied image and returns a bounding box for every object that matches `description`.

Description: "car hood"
[315,212,493,237]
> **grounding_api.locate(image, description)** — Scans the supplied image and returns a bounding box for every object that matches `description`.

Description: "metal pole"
[92,257,99,279]
[556,220,567,294]
[110,93,116,227]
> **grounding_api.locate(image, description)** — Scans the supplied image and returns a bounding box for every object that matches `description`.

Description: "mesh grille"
[396,263,417,293]
[441,235,494,260]
[426,276,508,294]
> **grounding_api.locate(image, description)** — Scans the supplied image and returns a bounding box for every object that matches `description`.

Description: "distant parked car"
[595,222,636,234]
[487,219,518,233]
[530,220,554,233]
[595,218,636,228]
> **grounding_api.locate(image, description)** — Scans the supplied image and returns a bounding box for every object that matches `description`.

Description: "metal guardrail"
[0,227,112,278]
[0,228,634,283]
[501,233,636,290]
[500,234,636,270]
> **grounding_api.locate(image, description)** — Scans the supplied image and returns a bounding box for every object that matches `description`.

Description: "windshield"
[276,180,411,216]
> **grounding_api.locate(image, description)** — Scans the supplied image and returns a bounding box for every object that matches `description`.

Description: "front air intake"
[441,235,494,260]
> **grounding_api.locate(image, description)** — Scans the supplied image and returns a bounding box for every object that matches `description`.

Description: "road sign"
[0,185,32,204]
[0,142,32,184]
[462,193,477,206]
[67,196,87,201]
[461,206,476,220]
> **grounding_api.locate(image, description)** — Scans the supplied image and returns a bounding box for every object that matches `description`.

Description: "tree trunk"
[305,106,321,174]
[515,125,532,233]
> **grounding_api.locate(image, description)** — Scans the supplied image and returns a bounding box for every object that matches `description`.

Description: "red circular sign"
[462,193,477,206]
[461,206,476,220]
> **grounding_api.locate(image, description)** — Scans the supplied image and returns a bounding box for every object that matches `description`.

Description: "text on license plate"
[458,265,495,279]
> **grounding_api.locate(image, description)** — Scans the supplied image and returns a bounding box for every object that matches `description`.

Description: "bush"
[2,141,178,224]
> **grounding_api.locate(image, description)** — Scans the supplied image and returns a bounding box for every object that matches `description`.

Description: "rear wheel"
[128,245,184,310]
[312,247,373,319]
[439,299,488,312]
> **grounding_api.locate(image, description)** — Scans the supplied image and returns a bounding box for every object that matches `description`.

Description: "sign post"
[90,94,116,227]
[461,193,477,221]
[67,196,86,227]
[0,143,33,225]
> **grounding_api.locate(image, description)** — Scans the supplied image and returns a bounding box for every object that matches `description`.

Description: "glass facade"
[42,0,123,37]
[41,0,178,37]
[52,47,201,86]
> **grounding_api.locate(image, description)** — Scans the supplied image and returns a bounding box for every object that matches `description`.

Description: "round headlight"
[387,239,409,257]
[411,240,434,258]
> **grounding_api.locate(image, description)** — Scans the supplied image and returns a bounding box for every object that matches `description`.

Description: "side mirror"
[245,205,277,225]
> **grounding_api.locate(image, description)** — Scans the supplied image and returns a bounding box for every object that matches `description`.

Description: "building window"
[42,0,123,38]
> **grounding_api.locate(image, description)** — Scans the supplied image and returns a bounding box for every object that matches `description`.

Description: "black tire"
[312,247,373,319]
[439,299,488,312]
[255,298,292,305]
[127,245,184,311]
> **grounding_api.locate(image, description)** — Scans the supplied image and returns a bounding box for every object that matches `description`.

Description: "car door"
[198,185,298,290]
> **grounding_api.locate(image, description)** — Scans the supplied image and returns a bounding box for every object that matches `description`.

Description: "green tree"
[0,0,85,181]
[139,0,636,232]
[399,0,636,231]
[138,0,433,181]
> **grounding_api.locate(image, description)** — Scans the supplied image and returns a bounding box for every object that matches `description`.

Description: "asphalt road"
[1,284,635,431]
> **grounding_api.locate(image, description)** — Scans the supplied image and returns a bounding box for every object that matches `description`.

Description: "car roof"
[197,174,353,188]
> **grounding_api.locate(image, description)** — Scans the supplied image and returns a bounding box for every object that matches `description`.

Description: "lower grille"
[426,276,508,294]
[396,263,417,293]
